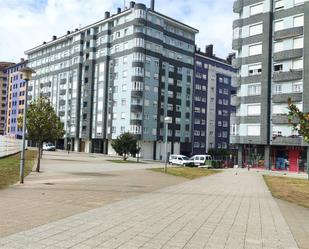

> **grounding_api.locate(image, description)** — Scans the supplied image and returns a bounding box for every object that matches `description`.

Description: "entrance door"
[289,150,299,172]
[80,141,85,152]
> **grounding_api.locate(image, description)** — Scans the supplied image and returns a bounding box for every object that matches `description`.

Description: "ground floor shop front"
[238,144,309,173]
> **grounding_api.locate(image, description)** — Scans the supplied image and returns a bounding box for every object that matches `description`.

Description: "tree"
[288,98,309,143]
[111,132,140,160]
[18,97,65,172]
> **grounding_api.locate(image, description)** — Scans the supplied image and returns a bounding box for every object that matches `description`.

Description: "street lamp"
[164,116,172,173]
[19,67,35,184]
[248,139,252,170]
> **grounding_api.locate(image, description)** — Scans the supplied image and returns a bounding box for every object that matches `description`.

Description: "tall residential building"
[192,45,236,156]
[0,62,14,135]
[232,0,309,172]
[5,59,27,138]
[25,1,198,159]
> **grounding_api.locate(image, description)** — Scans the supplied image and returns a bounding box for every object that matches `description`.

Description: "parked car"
[169,155,193,166]
[190,155,212,167]
[43,143,56,151]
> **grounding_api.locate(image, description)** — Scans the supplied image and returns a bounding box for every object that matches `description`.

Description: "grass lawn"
[263,175,309,208]
[150,167,220,180]
[106,159,145,164]
[0,150,37,189]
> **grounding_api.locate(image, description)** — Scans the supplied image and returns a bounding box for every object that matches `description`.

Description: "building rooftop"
[195,44,236,66]
[25,1,199,55]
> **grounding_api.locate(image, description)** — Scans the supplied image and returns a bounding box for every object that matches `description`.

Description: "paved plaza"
[0,151,185,237]
[0,161,299,249]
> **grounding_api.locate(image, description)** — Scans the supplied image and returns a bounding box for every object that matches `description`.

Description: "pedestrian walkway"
[0,170,298,249]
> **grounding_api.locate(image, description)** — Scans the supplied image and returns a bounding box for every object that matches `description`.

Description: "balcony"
[273,70,302,82]
[233,0,243,13]
[131,90,143,98]
[272,114,289,124]
[231,95,240,106]
[59,100,66,106]
[130,119,142,126]
[272,136,303,146]
[273,48,303,62]
[131,104,143,113]
[232,57,242,69]
[272,92,302,103]
[232,38,242,50]
[230,135,263,144]
[233,19,243,29]
[59,89,67,95]
[232,76,241,87]
[274,27,303,41]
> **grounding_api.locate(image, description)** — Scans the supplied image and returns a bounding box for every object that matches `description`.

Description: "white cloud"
[0,0,235,62]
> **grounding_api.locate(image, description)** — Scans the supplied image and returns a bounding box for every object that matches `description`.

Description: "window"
[249,43,262,56]
[249,23,263,36]
[248,84,261,96]
[247,104,261,116]
[250,3,263,16]
[273,84,282,94]
[123,42,128,50]
[293,37,303,49]
[274,20,284,31]
[274,41,283,52]
[292,82,303,92]
[247,125,260,136]
[248,64,262,75]
[233,27,241,39]
[275,0,284,10]
[274,64,283,72]
[293,59,303,70]
[121,113,126,119]
[122,84,127,91]
[122,71,127,78]
[294,15,304,27]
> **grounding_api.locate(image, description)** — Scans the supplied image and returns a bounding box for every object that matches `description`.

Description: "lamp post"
[248,139,252,170]
[19,67,35,184]
[164,116,172,173]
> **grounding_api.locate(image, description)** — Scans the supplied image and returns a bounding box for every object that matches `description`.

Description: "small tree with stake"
[111,132,140,161]
[287,98,309,143]
[288,98,309,179]
[18,97,65,172]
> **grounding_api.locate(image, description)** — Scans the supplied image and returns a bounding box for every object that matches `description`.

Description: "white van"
[190,155,212,167]
[169,155,193,166]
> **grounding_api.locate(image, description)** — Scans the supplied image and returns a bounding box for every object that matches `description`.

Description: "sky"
[0,0,235,63]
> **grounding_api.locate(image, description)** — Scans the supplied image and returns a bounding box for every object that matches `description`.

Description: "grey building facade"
[232,0,309,172]
[25,1,198,160]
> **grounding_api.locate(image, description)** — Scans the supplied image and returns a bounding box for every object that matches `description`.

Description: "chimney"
[75,28,79,32]
[52,35,57,41]
[226,53,236,65]
[206,44,213,57]
[43,41,47,44]
[20,58,25,63]
[67,30,71,35]
[105,11,110,19]
[117,7,121,14]
[150,0,155,10]
[130,1,135,8]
